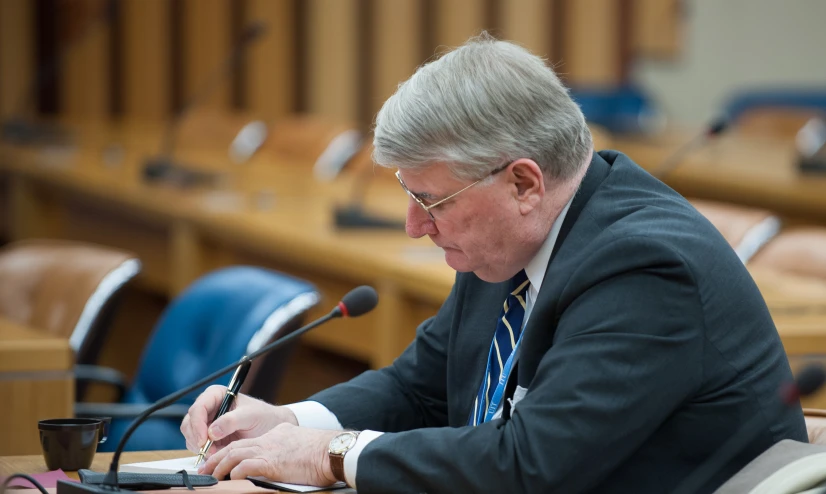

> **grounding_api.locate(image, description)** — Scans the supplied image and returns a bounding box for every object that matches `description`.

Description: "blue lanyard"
[475,327,525,424]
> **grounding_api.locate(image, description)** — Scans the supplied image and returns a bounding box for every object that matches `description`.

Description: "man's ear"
[508,159,545,214]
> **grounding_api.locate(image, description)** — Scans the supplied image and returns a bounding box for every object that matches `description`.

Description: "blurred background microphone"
[797,117,826,174]
[333,144,405,230]
[650,115,730,180]
[142,21,268,187]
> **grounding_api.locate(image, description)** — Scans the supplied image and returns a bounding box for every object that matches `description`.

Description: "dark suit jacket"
[310,151,807,493]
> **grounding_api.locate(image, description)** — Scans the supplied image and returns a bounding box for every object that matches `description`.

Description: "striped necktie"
[471,269,530,425]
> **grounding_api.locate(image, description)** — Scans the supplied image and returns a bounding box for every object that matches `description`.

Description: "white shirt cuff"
[344,430,384,489]
[283,401,343,430]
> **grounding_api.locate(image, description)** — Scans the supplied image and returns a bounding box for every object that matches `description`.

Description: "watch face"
[330,432,357,454]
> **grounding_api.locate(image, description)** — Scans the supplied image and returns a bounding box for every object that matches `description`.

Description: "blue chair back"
[722,88,826,123]
[570,85,660,135]
[102,266,319,451]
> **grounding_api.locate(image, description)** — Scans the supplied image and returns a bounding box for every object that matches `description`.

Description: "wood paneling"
[122,0,171,119]
[632,0,682,58]
[61,0,112,117]
[245,0,295,118]
[305,0,360,122]
[433,0,487,50]
[0,0,35,118]
[181,0,232,111]
[561,0,622,86]
[369,0,423,121]
[499,0,555,59]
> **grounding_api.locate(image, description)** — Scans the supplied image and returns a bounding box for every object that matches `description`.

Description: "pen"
[195,359,252,467]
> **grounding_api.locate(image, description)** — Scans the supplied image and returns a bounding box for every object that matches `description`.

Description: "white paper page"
[120,456,346,491]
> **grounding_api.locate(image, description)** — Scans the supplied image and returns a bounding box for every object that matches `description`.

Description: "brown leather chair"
[689,199,782,263]
[0,239,141,367]
[750,228,826,281]
[804,409,826,445]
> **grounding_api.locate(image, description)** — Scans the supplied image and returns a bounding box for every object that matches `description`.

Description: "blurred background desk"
[613,132,826,225]
[3,120,826,406]
[0,318,73,455]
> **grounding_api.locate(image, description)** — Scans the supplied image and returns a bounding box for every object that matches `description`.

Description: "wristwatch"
[328,431,360,483]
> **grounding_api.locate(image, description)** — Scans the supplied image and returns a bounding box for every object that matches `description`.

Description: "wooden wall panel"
[369,0,423,121]
[182,0,232,111]
[561,0,622,86]
[306,0,360,123]
[0,0,35,118]
[61,0,112,118]
[434,0,487,50]
[499,0,555,59]
[121,0,171,120]
[632,0,682,58]
[245,0,295,118]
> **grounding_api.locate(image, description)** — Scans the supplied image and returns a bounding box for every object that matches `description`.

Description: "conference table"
[1,118,826,403]
[0,450,349,494]
[0,318,73,456]
[612,131,826,224]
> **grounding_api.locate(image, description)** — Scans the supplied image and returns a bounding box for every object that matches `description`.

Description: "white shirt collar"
[524,195,574,305]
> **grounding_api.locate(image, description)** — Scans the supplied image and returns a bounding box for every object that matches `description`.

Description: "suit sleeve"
[307,280,460,432]
[352,236,706,493]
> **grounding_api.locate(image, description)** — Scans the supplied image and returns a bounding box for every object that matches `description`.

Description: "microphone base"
[142,155,222,188]
[334,205,405,230]
[1,118,73,146]
[799,154,826,174]
[57,479,120,494]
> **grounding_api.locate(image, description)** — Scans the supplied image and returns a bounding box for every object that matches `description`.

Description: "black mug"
[38,418,110,471]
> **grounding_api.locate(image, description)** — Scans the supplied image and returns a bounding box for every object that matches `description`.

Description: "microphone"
[1,1,119,146]
[649,115,730,180]
[53,285,379,494]
[671,363,826,494]
[142,21,268,188]
[333,158,405,230]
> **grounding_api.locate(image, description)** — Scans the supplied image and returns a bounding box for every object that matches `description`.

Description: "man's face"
[398,163,529,282]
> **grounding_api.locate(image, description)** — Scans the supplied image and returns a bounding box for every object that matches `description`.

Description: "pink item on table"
[3,470,76,489]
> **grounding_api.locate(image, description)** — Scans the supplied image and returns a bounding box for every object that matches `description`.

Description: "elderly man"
[181,35,806,493]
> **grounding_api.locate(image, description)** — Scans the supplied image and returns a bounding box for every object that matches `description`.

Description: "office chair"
[722,88,826,139]
[689,199,782,264]
[0,239,140,395]
[750,228,826,281]
[75,266,320,451]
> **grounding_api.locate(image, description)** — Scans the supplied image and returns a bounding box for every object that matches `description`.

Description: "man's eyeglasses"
[395,163,510,222]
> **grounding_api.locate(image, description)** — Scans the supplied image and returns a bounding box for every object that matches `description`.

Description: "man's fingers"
[208,406,256,441]
[185,386,227,446]
[230,458,269,480]
[207,442,256,481]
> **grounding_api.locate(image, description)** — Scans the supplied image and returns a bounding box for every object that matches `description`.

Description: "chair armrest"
[74,365,128,402]
[74,402,191,420]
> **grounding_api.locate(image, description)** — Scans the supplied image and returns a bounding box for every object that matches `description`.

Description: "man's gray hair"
[373,33,592,181]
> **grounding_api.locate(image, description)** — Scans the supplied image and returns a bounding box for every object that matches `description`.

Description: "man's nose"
[405,200,437,238]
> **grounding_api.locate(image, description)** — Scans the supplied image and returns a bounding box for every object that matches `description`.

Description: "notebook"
[120,457,347,493]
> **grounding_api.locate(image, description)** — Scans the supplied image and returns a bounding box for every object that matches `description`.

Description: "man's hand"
[197,423,341,486]
[180,385,298,454]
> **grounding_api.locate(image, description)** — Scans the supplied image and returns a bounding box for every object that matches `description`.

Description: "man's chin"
[443,249,472,272]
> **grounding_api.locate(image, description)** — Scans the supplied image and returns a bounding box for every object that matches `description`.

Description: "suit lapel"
[515,151,613,387]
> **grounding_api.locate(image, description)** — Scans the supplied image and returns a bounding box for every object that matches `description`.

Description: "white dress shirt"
[285,198,573,488]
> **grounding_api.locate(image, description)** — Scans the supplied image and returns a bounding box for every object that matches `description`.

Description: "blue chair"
[75,266,320,451]
[569,85,661,135]
[721,88,826,123]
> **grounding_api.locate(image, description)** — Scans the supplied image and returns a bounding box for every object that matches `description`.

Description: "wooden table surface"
[0,318,73,456]
[0,450,345,493]
[612,130,826,224]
